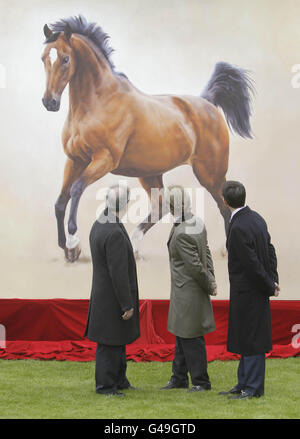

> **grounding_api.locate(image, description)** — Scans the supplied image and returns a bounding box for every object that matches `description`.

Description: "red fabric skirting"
[0,299,299,362]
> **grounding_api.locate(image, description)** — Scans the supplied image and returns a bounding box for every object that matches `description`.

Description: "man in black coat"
[84,183,140,397]
[219,181,280,399]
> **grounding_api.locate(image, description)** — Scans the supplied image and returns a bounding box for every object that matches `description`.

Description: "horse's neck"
[68,36,117,115]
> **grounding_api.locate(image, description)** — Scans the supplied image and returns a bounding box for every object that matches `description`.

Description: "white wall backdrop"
[0,0,299,299]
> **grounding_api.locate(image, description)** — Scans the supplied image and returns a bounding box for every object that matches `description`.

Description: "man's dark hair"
[222,181,246,208]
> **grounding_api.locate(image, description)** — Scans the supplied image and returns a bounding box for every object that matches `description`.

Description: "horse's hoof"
[64,244,81,263]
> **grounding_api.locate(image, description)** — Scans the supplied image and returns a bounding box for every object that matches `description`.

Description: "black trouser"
[236,354,266,396]
[95,343,131,394]
[170,336,211,389]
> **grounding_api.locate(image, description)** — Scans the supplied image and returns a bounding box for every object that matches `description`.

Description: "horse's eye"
[62,56,69,64]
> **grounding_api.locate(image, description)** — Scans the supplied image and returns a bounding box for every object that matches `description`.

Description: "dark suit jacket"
[84,209,140,346]
[226,206,278,355]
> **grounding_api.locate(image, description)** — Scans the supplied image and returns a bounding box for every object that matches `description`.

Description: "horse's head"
[41,24,75,111]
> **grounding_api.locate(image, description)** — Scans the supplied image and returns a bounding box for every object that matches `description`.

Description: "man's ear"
[64,23,72,40]
[44,24,53,39]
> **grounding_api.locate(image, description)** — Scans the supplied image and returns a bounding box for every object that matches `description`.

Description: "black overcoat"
[84,209,140,346]
[226,206,278,355]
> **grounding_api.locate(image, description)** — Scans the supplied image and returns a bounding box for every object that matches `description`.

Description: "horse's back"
[133,90,225,135]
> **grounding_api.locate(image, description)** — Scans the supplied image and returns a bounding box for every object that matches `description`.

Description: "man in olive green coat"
[161,186,217,392]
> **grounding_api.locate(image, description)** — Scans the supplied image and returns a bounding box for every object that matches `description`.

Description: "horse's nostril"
[51,98,57,106]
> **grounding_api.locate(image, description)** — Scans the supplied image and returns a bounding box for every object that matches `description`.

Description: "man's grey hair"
[106,182,130,213]
[165,185,192,217]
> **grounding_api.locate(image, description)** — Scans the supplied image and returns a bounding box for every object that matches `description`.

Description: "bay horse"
[41,15,254,262]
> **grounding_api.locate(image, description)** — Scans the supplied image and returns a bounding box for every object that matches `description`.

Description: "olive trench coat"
[167,215,216,339]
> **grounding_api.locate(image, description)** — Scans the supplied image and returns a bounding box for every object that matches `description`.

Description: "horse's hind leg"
[130,174,169,258]
[192,160,231,234]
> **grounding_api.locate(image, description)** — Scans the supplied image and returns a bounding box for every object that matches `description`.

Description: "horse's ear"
[44,24,53,39]
[64,24,72,40]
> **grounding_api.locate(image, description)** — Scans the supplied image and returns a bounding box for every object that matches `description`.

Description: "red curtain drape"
[0,299,299,361]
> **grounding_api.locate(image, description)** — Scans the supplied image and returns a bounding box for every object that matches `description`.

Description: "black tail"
[201,62,255,139]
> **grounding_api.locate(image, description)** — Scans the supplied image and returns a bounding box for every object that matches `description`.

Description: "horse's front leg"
[65,149,114,263]
[55,158,88,250]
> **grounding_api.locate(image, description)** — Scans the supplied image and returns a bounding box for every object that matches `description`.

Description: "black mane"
[44,15,117,73]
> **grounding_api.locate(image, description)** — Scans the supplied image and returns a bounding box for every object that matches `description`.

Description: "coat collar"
[173,210,194,224]
[167,226,175,247]
[98,207,120,224]
[226,206,251,245]
[230,205,247,222]
[167,212,195,247]
[98,208,132,246]
[230,205,250,224]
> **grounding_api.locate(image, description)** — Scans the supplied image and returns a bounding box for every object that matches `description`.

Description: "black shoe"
[160,381,189,390]
[218,386,241,396]
[188,385,211,393]
[228,390,253,400]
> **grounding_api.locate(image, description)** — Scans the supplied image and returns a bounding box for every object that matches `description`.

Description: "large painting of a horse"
[41,15,254,262]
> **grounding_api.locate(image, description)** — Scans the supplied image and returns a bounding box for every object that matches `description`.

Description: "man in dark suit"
[220,181,280,399]
[84,183,140,397]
